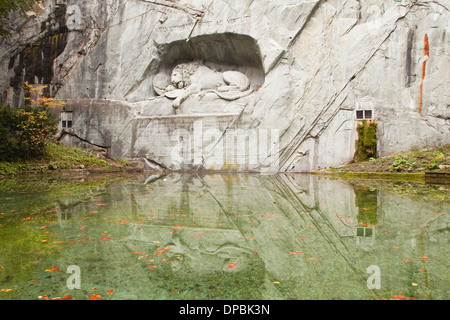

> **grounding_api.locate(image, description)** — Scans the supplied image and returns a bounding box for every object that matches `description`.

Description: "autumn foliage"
[0,82,64,160]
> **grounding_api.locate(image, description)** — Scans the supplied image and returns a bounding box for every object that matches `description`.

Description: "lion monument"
[153,61,253,109]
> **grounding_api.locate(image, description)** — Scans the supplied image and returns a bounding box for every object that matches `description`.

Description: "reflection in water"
[0,173,448,300]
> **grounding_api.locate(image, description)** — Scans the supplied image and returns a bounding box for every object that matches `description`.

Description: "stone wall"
[1,0,449,172]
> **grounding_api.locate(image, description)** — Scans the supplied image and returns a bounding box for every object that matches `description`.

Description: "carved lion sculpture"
[153,61,253,109]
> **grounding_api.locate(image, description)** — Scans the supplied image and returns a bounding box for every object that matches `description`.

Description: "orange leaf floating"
[193,234,204,238]
[392,246,400,249]
[107,290,113,295]
[227,263,238,269]
[89,294,102,300]
[45,266,60,272]
[99,237,111,241]
[290,251,303,255]
[421,256,430,261]
[60,295,73,300]
[405,259,414,263]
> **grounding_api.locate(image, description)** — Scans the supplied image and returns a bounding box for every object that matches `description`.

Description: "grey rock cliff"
[1,0,449,172]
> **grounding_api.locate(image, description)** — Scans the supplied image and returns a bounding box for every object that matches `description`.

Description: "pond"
[0,173,448,300]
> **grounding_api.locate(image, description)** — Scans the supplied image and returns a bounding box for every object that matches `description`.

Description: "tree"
[0,82,64,160]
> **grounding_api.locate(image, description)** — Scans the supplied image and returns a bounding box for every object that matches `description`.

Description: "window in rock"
[356,109,373,120]
[61,112,73,129]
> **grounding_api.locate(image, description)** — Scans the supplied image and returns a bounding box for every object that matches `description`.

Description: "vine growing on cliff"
[354,120,377,162]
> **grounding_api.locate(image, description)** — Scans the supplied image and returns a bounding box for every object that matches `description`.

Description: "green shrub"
[355,120,377,162]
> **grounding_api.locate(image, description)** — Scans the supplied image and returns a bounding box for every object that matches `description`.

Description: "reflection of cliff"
[104,173,374,298]
[52,173,449,299]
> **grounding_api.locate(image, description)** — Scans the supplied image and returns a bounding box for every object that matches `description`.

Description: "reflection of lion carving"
[153,61,253,109]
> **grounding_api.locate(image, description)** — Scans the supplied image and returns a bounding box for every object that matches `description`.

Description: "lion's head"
[170,61,201,89]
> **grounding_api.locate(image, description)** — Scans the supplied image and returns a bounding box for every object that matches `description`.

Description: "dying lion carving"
[153,61,253,109]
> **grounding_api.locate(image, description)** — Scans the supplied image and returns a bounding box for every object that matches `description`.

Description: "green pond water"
[0,173,448,300]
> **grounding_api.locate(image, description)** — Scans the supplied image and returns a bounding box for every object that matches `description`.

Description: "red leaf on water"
[193,234,204,238]
[89,294,102,300]
[227,263,238,269]
[107,290,113,295]
[45,266,60,272]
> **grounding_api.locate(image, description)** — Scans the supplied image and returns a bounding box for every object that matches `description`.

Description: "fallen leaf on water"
[45,266,60,272]
[421,256,430,261]
[146,266,157,269]
[227,263,238,269]
[412,283,418,286]
[405,259,414,263]
[134,251,143,254]
[60,295,72,300]
[392,246,400,249]
[107,290,113,295]
[89,294,102,300]
[193,234,204,238]
[0,289,13,292]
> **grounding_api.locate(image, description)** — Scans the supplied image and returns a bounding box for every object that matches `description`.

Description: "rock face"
[1,0,449,172]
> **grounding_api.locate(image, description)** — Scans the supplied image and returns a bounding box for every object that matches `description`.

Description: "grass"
[321,144,450,176]
[0,142,120,176]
